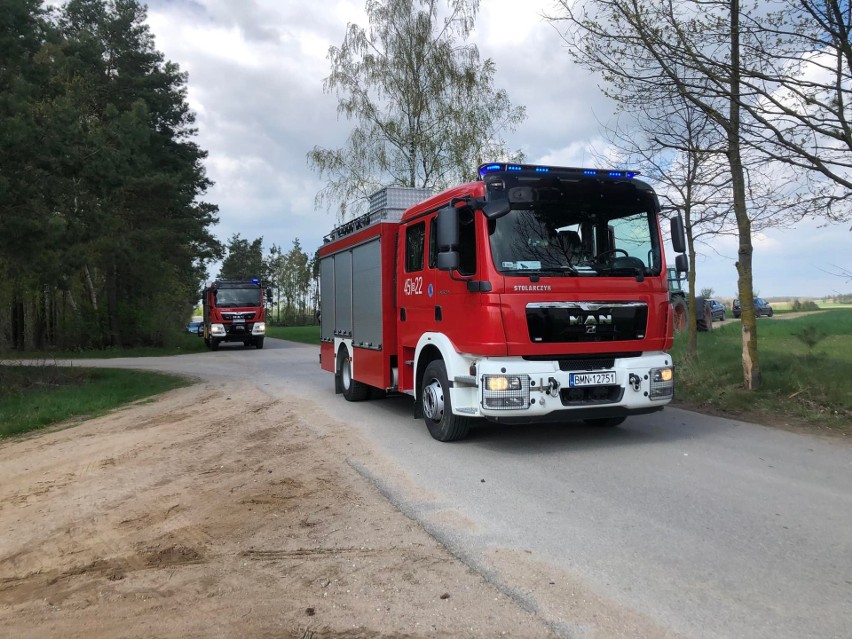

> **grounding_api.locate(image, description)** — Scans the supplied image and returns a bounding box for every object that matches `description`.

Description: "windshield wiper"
[505,266,579,277]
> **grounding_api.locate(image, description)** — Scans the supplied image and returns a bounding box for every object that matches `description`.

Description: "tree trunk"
[685,206,698,358]
[106,260,121,348]
[729,0,761,390]
[83,264,99,310]
[11,285,25,351]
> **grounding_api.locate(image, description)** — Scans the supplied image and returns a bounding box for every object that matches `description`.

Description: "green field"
[0,366,190,439]
[0,332,208,360]
[265,325,321,344]
[671,309,852,431]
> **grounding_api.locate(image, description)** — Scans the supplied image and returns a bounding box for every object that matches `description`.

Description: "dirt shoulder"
[1,381,566,638]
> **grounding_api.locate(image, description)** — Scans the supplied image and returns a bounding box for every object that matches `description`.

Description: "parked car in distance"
[732,298,773,319]
[707,299,726,321]
[186,320,204,335]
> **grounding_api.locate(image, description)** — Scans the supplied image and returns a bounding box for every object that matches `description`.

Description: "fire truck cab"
[319,163,688,441]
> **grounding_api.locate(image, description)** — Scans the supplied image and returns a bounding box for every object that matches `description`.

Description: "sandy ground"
[1,379,682,639]
[0,380,571,639]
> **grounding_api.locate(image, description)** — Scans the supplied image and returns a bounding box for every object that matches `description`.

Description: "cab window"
[405,222,426,272]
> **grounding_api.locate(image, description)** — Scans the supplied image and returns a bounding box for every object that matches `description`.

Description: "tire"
[255,337,264,349]
[421,360,472,442]
[338,347,369,401]
[671,297,688,332]
[767,309,774,317]
[695,297,711,332]
[584,417,626,428]
[210,339,220,351]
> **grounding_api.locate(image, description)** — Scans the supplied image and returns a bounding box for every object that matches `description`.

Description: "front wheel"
[255,337,264,349]
[421,360,472,442]
[210,339,220,351]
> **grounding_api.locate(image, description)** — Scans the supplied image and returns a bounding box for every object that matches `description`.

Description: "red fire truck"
[318,163,688,441]
[201,279,270,350]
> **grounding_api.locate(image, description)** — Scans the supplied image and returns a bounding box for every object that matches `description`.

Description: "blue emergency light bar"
[478,163,638,179]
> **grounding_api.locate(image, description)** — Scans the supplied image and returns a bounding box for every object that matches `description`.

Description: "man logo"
[569,314,612,327]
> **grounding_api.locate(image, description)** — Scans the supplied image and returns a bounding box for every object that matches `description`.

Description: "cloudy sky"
[141,0,850,299]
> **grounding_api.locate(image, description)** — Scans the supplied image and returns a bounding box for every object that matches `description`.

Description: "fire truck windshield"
[215,287,261,307]
[488,207,660,277]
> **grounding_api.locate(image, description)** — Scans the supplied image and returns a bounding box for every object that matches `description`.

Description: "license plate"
[569,372,616,387]
[232,318,244,323]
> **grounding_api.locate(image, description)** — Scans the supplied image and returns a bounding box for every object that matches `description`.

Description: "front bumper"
[448,352,674,422]
[210,322,265,341]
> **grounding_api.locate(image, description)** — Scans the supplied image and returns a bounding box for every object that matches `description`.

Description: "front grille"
[225,323,254,336]
[557,358,614,371]
[222,312,256,321]
[560,385,624,406]
[527,302,647,343]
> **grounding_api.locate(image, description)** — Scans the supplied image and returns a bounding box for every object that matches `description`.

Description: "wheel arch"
[413,333,472,405]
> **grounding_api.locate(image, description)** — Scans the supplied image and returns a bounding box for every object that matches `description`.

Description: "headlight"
[485,375,521,392]
[252,322,266,335]
[649,367,674,399]
[210,323,226,336]
[482,374,530,410]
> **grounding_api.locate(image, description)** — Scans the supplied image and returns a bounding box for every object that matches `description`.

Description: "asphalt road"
[64,338,852,639]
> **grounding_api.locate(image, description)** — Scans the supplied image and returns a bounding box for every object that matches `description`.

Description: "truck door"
[397,219,436,391]
[429,210,488,354]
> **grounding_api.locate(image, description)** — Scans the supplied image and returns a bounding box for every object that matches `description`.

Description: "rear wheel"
[584,417,626,428]
[338,347,369,401]
[695,297,712,332]
[421,360,472,442]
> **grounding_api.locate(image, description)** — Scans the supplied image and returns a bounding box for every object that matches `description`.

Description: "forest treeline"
[0,0,220,351]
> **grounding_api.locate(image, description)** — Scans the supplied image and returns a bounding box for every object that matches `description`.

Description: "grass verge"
[671,309,852,432]
[266,325,321,345]
[0,365,190,439]
[0,333,208,360]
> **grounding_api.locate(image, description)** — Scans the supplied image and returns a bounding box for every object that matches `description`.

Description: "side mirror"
[436,251,460,271]
[265,289,273,304]
[483,200,510,219]
[435,206,461,272]
[670,215,686,254]
[436,205,459,251]
[675,253,689,274]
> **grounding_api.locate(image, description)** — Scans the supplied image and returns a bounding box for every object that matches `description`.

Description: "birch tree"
[308,0,526,220]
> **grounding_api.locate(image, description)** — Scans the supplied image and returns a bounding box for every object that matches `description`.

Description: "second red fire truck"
[201,279,269,350]
[319,163,689,441]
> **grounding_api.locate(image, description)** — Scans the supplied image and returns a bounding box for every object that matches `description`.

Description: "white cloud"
[140,0,849,295]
